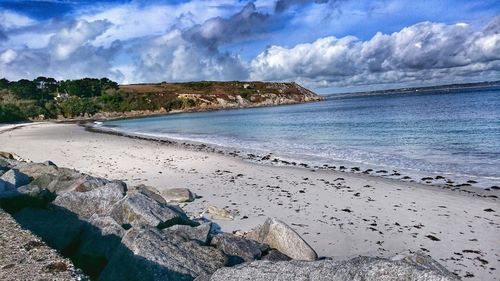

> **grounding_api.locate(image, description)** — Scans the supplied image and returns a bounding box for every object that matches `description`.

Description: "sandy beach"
[0,122,499,280]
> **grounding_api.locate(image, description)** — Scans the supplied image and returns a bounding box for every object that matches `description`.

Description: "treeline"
[0,77,199,123]
[0,77,118,122]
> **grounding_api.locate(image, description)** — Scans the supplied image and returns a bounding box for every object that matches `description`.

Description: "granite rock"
[110,192,192,229]
[245,218,317,261]
[161,187,195,203]
[100,227,227,281]
[195,253,460,281]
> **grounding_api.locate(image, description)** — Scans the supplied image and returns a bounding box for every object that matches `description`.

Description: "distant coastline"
[328,80,500,99]
[0,79,323,124]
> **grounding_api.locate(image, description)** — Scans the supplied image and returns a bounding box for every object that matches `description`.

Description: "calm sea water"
[102,89,500,188]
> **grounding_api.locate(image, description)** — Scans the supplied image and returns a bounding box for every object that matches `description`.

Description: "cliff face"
[83,81,324,120]
[119,81,323,110]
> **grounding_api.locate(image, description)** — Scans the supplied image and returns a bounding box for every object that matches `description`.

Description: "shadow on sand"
[0,193,194,281]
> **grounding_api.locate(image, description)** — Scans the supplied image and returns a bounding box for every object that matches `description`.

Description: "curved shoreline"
[84,121,500,192]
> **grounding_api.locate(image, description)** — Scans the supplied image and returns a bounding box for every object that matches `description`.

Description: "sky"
[0,0,499,93]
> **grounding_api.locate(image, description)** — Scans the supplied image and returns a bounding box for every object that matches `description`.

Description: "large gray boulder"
[163,223,212,244]
[245,218,317,261]
[109,192,192,229]
[0,179,15,196]
[9,161,109,194]
[88,214,126,238]
[44,169,86,193]
[0,158,11,172]
[34,169,107,194]
[100,227,227,281]
[13,162,68,192]
[68,175,110,193]
[210,233,269,265]
[207,205,234,220]
[15,183,55,203]
[195,253,460,281]
[14,162,59,179]
[261,250,291,261]
[0,169,31,189]
[75,214,125,273]
[136,184,167,204]
[31,173,57,188]
[161,188,195,203]
[53,181,127,219]
[390,253,458,278]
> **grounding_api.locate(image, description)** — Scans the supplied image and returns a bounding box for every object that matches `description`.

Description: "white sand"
[1,122,499,280]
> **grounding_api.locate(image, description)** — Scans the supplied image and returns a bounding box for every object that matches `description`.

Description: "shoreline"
[0,122,499,280]
[85,121,500,193]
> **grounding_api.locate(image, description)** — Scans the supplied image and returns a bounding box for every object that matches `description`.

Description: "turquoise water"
[102,89,500,188]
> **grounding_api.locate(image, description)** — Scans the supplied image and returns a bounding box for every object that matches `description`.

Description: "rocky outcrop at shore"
[89,82,324,121]
[0,152,460,281]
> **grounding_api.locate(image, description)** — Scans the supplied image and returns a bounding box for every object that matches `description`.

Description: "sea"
[100,89,500,188]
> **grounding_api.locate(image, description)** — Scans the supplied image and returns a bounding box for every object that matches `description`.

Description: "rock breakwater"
[0,152,460,281]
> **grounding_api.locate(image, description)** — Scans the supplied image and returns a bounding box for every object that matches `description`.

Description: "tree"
[0,78,9,89]
[20,103,45,119]
[9,79,40,99]
[33,76,58,102]
[55,77,119,98]
[100,77,119,91]
[59,96,99,117]
[34,76,58,93]
[43,101,60,119]
[60,78,101,98]
[0,103,25,122]
[98,91,124,112]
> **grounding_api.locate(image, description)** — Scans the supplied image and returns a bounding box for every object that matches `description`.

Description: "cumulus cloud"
[0,10,35,29]
[0,2,262,82]
[185,3,270,50]
[120,2,262,83]
[250,16,500,88]
[127,29,247,83]
[49,20,111,60]
[0,10,37,43]
[0,19,124,81]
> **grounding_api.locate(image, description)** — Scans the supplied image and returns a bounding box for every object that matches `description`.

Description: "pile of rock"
[0,152,460,281]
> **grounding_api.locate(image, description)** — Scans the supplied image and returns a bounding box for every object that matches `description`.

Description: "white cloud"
[0,11,35,29]
[79,1,240,47]
[0,49,17,64]
[50,20,110,60]
[0,19,123,81]
[128,29,247,83]
[250,17,500,88]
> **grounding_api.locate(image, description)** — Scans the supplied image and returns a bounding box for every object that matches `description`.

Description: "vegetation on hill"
[0,77,119,122]
[0,78,321,123]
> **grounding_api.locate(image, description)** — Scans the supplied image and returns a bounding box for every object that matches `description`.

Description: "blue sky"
[0,0,499,92]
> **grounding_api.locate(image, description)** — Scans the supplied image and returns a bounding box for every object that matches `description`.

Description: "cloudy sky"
[0,0,499,93]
